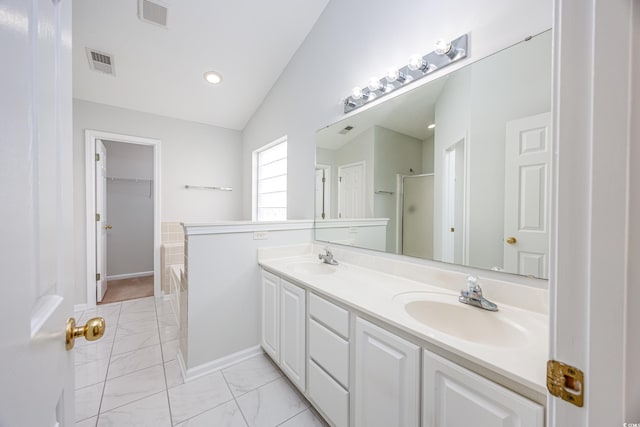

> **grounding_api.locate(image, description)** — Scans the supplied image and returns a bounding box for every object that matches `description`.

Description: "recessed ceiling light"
[204,71,223,85]
[427,123,436,129]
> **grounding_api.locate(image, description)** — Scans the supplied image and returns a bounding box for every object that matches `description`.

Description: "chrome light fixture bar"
[344,34,468,113]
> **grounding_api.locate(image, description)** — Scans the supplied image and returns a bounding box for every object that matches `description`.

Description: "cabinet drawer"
[309,319,349,388]
[309,360,349,427]
[309,293,350,339]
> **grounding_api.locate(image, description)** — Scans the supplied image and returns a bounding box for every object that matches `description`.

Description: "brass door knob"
[104,225,113,230]
[66,317,106,350]
[506,236,517,245]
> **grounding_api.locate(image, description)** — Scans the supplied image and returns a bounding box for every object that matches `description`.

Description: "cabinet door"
[423,350,544,427]
[261,270,280,361]
[354,318,420,427]
[280,279,306,390]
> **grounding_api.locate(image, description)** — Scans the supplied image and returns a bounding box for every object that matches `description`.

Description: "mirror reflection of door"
[402,174,434,258]
[315,165,331,219]
[443,138,466,264]
[338,161,365,218]
[503,112,551,277]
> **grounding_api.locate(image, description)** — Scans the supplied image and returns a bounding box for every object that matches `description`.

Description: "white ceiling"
[72,0,330,130]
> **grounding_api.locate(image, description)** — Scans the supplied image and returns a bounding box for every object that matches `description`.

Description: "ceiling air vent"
[338,125,354,135]
[86,48,115,75]
[138,0,168,28]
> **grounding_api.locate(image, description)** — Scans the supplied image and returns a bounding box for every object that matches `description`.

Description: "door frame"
[85,130,162,308]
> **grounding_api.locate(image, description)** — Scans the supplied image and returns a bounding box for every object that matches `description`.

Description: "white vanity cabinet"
[354,318,420,427]
[260,270,306,390]
[280,279,306,390]
[307,293,350,427]
[260,266,544,427]
[261,270,280,361]
[423,350,544,427]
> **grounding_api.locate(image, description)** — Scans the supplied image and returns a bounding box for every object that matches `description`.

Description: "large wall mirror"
[315,30,552,279]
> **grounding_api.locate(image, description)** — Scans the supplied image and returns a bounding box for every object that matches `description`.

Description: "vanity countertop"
[258,244,548,400]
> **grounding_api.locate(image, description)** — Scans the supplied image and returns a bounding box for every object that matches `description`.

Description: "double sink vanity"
[257,29,552,427]
[258,244,547,427]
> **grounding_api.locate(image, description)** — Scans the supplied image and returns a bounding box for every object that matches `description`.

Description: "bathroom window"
[253,137,287,221]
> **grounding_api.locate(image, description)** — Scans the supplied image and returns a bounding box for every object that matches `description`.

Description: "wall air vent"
[338,125,354,135]
[138,0,168,28]
[86,48,115,75]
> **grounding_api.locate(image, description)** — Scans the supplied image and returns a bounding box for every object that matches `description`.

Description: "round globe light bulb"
[367,77,382,91]
[408,54,426,71]
[434,39,452,55]
[352,86,364,100]
[386,67,400,82]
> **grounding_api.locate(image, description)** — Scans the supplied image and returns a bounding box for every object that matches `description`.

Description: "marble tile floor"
[75,297,327,427]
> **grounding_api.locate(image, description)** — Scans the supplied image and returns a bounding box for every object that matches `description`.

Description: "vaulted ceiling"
[72,0,330,130]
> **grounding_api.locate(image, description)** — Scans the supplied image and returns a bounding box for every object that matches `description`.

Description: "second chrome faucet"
[459,275,498,311]
[318,248,339,265]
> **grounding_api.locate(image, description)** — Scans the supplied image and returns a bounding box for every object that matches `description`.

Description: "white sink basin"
[395,292,529,348]
[288,261,337,275]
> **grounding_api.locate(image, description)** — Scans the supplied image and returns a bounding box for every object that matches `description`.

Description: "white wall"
[626,0,640,419]
[241,0,553,221]
[624,2,640,420]
[183,223,314,370]
[432,68,472,261]
[333,127,375,217]
[373,126,423,252]
[73,99,244,303]
[422,137,435,174]
[104,141,154,277]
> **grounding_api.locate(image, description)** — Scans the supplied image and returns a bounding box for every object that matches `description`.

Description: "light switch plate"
[253,231,268,240]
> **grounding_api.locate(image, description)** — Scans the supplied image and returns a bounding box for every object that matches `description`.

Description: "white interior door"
[0,0,76,425]
[503,112,551,278]
[96,141,108,302]
[338,162,365,219]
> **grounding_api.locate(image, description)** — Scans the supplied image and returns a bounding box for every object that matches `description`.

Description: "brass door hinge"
[547,360,584,407]
[95,153,100,161]
[96,273,101,281]
[96,213,100,221]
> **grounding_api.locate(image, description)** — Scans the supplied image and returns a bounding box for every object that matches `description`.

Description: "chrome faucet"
[318,248,339,265]
[458,276,498,311]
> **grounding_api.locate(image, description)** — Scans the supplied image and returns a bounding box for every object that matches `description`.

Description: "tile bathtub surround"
[74,297,328,427]
[162,222,186,295]
[162,222,185,244]
[161,243,185,295]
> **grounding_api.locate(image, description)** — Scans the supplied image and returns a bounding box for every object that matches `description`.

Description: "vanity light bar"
[344,34,469,113]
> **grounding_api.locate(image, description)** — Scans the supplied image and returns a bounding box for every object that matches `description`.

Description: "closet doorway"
[85,130,161,307]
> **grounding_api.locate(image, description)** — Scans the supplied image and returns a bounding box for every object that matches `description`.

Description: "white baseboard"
[107,271,154,280]
[74,303,87,313]
[181,345,263,382]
